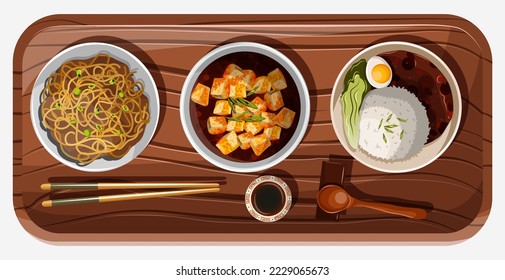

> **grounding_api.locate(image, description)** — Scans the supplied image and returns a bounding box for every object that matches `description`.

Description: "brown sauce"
[189,52,300,162]
[380,50,454,143]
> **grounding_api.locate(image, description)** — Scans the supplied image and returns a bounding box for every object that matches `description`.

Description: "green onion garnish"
[397,117,407,122]
[74,88,81,96]
[116,129,122,136]
[109,79,115,85]
[77,106,83,112]
[94,108,100,114]
[95,125,103,131]
[228,99,236,113]
[83,129,91,137]
[118,92,125,98]
[386,113,393,122]
[378,118,383,129]
[55,102,61,109]
[400,129,405,140]
[383,133,387,143]
[246,86,259,97]
[88,84,96,89]
[70,119,76,124]
[238,98,258,109]
[76,70,82,77]
[243,116,265,122]
[121,105,129,111]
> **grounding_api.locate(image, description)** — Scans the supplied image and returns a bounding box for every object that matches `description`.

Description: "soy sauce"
[252,184,285,216]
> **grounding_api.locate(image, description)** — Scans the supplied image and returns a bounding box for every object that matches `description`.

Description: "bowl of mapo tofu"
[180,42,310,172]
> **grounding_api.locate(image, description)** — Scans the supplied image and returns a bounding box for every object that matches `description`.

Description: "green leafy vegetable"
[341,72,370,149]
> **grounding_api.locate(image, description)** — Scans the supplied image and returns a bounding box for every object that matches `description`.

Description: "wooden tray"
[13,14,492,243]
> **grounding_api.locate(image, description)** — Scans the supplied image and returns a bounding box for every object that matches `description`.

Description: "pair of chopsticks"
[41,182,220,207]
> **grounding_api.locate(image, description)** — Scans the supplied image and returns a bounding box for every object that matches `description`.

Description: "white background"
[1,0,503,278]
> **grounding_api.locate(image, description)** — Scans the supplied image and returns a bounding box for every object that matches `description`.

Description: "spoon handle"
[353,200,427,219]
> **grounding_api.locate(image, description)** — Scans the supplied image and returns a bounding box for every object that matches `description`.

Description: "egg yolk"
[371,64,391,84]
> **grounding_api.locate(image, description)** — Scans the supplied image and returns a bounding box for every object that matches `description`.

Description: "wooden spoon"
[317,185,427,219]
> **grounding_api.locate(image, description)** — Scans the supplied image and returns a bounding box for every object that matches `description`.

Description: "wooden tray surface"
[13,14,492,243]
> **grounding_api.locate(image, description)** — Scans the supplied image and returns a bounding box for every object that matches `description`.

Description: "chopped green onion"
[397,117,407,122]
[55,102,61,109]
[238,98,258,109]
[116,129,122,136]
[88,84,96,89]
[384,127,394,134]
[109,79,115,85]
[383,133,387,143]
[94,108,100,114]
[70,119,77,124]
[228,99,236,113]
[110,113,116,119]
[77,106,83,112]
[243,116,265,122]
[76,70,82,77]
[386,113,393,122]
[246,86,259,97]
[378,118,383,129]
[83,129,91,137]
[226,117,242,122]
[73,88,81,96]
[95,125,103,131]
[121,105,129,112]
[384,124,398,129]
[228,97,239,106]
[118,92,125,98]
[400,129,405,140]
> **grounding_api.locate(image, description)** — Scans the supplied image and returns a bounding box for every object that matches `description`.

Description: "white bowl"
[331,41,461,173]
[180,42,310,173]
[30,43,159,172]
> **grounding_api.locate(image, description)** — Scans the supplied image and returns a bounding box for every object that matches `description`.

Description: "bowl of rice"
[331,42,461,173]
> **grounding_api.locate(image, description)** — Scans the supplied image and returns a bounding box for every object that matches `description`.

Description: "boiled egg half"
[366,56,392,88]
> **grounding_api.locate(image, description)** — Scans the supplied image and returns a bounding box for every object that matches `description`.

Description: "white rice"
[358,87,429,161]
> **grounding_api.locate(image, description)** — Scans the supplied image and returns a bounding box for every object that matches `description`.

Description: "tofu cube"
[244,121,263,135]
[260,112,276,128]
[242,69,257,90]
[210,78,229,99]
[223,64,244,80]
[216,131,240,155]
[238,132,254,150]
[213,100,232,116]
[190,83,210,106]
[264,90,285,111]
[251,76,272,94]
[250,134,271,156]
[226,120,245,132]
[207,116,227,135]
[268,68,288,90]
[272,107,296,129]
[229,80,247,99]
[233,105,252,120]
[249,96,267,115]
[264,125,282,141]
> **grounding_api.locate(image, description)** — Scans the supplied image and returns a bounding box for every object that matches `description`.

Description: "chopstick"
[41,182,220,191]
[41,187,221,207]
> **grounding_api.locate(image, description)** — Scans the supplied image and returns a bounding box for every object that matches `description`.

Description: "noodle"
[40,53,150,165]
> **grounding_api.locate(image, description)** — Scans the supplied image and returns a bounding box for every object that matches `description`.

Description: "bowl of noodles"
[30,43,159,172]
